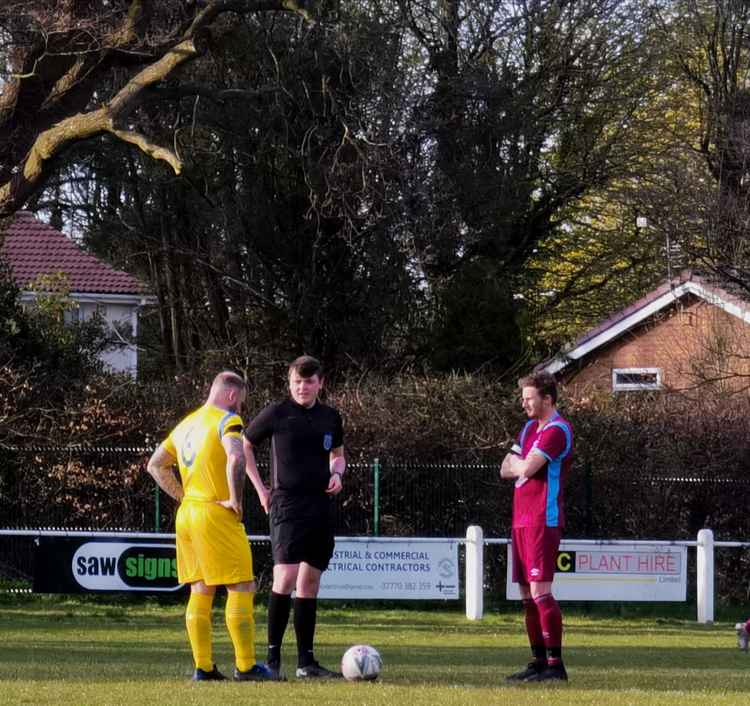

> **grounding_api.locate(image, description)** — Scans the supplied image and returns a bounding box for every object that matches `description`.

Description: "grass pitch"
[0,598,747,706]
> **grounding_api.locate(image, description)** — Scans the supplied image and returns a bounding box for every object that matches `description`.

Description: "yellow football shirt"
[163,404,243,502]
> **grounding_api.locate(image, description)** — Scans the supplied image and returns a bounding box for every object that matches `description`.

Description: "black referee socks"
[293,597,318,668]
[267,591,292,665]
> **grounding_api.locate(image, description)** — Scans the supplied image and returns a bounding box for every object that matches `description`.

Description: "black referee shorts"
[270,494,336,572]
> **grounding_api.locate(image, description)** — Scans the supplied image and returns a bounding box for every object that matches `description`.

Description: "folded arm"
[500,450,547,480]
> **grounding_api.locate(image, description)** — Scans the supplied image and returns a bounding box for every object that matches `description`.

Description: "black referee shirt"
[243,399,344,496]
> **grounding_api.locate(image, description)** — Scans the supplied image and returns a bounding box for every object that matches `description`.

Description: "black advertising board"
[34,536,187,594]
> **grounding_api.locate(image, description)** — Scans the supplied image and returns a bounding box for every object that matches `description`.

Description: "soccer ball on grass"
[341,644,382,681]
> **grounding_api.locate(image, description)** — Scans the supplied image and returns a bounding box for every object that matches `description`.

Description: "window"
[63,306,80,325]
[612,368,662,391]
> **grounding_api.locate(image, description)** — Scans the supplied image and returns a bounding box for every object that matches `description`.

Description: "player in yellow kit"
[146,371,279,682]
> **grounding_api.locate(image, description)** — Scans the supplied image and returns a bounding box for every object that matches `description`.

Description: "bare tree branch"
[107,128,183,174]
[0,0,313,218]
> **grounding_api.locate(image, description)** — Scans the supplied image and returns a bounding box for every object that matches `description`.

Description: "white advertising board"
[319,539,459,599]
[506,542,687,601]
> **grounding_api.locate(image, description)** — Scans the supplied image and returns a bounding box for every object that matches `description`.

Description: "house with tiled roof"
[540,270,750,394]
[1,211,153,376]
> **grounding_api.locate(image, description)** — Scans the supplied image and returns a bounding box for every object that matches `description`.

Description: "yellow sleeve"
[162,432,177,456]
[218,412,243,439]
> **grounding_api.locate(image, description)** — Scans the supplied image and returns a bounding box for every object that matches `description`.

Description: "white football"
[341,644,382,681]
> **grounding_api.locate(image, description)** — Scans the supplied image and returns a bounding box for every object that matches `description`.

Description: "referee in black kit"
[243,355,346,680]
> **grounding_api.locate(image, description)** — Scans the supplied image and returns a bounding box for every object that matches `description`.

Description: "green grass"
[0,598,748,705]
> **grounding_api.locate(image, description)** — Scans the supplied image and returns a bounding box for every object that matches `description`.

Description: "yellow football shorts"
[175,499,254,586]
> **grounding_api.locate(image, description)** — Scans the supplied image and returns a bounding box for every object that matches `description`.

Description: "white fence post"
[696,528,714,624]
[465,525,484,620]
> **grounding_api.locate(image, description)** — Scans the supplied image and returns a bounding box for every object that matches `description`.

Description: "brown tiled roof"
[571,269,748,349]
[538,269,750,374]
[570,276,683,350]
[1,211,148,296]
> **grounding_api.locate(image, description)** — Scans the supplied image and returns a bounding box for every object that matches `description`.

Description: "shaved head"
[208,371,247,413]
[212,370,246,393]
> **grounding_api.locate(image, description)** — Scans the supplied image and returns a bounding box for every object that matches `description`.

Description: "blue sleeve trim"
[543,420,572,527]
[218,411,237,440]
[545,421,572,460]
[519,420,535,448]
[546,458,562,527]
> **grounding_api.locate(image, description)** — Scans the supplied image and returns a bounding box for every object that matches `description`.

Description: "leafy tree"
[2,0,682,376]
[0,257,116,466]
[651,0,750,292]
[398,0,664,368]
[25,2,422,376]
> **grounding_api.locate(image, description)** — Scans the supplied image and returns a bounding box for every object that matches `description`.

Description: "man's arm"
[510,425,568,480]
[242,403,275,447]
[326,446,345,495]
[243,436,270,514]
[146,443,184,501]
[500,452,517,479]
[218,434,245,519]
[507,451,548,480]
[500,441,525,480]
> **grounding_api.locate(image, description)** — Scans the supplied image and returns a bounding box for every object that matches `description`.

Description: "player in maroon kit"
[501,371,573,682]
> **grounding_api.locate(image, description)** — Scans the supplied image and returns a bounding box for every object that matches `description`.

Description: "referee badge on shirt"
[323,433,333,450]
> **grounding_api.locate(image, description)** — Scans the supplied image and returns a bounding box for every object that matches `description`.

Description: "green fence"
[1,446,749,601]
[0,446,511,537]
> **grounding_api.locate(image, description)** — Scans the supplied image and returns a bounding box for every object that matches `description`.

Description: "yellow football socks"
[226,590,256,672]
[185,591,214,672]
